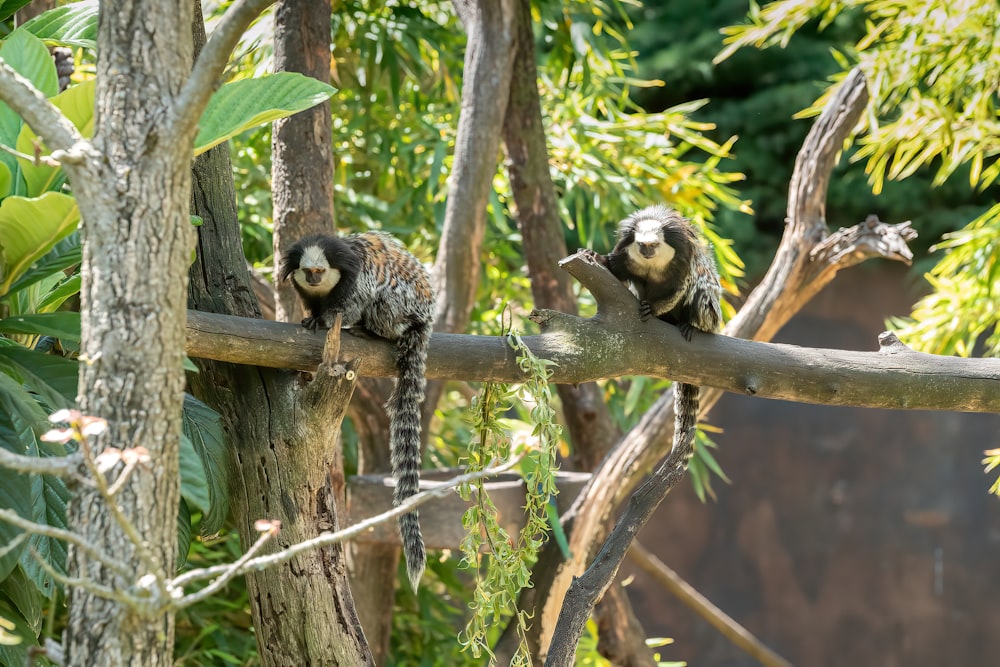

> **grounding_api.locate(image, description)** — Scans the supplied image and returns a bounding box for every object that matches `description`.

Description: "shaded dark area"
[628,263,1000,666]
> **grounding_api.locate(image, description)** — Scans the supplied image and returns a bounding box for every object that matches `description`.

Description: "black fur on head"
[278,232,361,284]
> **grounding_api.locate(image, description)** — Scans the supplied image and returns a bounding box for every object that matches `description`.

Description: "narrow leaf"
[0,312,80,342]
[14,0,98,50]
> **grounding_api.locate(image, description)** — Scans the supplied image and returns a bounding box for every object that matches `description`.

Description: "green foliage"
[15,0,97,50]
[174,530,258,666]
[195,74,336,155]
[888,204,1000,357]
[716,0,1000,360]
[984,448,1000,498]
[457,330,562,665]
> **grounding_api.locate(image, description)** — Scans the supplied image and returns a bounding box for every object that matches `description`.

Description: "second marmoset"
[596,204,723,467]
[279,231,434,591]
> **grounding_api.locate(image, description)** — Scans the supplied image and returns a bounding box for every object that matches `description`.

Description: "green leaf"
[16,80,95,196]
[194,73,336,155]
[0,346,77,409]
[177,499,192,570]
[3,567,40,635]
[0,163,10,200]
[0,192,80,297]
[0,381,37,582]
[0,0,31,22]
[0,31,59,198]
[179,432,210,516]
[0,598,39,667]
[7,233,81,297]
[181,394,230,535]
[19,474,69,601]
[0,312,80,342]
[15,0,98,51]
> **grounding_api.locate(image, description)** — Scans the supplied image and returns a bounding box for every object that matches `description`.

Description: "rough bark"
[497,0,646,661]
[62,2,196,664]
[185,3,372,665]
[271,0,335,323]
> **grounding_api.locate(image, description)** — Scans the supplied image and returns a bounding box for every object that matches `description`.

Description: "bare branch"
[0,447,82,477]
[0,58,85,156]
[170,459,520,595]
[172,525,277,607]
[27,546,134,607]
[0,508,131,578]
[171,0,276,142]
[628,542,793,667]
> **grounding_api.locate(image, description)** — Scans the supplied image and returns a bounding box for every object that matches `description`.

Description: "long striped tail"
[386,316,431,591]
[673,382,700,465]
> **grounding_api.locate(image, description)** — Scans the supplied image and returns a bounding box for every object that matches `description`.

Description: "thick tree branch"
[185,294,999,413]
[171,0,276,142]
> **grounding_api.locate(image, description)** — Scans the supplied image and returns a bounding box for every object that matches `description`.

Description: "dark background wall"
[627,263,1000,666]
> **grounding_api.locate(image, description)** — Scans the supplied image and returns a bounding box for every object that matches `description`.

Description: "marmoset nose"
[306,269,324,285]
[638,242,658,258]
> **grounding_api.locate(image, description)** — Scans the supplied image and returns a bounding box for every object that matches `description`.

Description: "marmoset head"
[278,233,361,296]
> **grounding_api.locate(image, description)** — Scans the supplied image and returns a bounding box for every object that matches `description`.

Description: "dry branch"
[185,302,1000,413]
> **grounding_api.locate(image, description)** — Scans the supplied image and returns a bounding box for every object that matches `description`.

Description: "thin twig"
[173,526,276,607]
[0,447,82,477]
[0,508,131,578]
[0,141,61,166]
[172,459,521,591]
[27,546,135,607]
[74,433,166,582]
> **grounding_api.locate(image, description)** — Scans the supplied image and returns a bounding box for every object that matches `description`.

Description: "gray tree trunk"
[64,1,196,664]
[186,3,373,665]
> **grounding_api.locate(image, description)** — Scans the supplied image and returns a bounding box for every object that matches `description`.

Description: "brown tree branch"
[184,299,999,413]
[628,542,793,667]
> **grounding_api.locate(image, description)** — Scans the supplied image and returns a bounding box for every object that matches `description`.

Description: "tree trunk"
[186,3,373,665]
[271,0,335,323]
[64,1,196,664]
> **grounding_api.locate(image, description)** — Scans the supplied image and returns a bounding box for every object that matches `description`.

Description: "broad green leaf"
[19,474,69,601]
[15,0,98,51]
[0,312,81,342]
[181,394,230,534]
[0,0,31,22]
[0,31,58,198]
[0,163,10,199]
[177,498,192,570]
[179,432,210,516]
[7,233,81,296]
[0,377,38,582]
[0,598,39,667]
[16,80,95,196]
[0,192,79,296]
[194,73,336,155]
[0,346,78,409]
[36,274,81,313]
[2,567,40,635]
